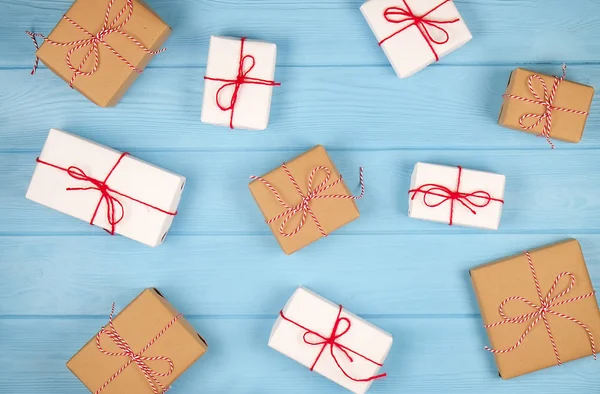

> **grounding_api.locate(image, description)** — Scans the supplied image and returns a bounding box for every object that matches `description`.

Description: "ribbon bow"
[26,0,166,87]
[280,305,387,382]
[378,0,460,61]
[204,37,281,129]
[94,303,181,394]
[250,164,364,237]
[36,152,177,236]
[504,65,589,149]
[484,251,597,365]
[409,166,504,226]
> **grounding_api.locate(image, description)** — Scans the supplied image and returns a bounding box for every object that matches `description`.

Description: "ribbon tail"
[25,30,42,75]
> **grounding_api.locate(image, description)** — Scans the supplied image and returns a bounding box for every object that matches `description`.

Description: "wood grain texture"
[1,65,599,151]
[1,317,598,394]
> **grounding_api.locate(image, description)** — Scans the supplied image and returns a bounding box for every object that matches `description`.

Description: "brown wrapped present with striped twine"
[67,288,207,394]
[249,145,364,255]
[470,239,600,379]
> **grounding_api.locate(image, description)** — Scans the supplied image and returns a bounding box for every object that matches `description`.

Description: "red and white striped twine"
[484,251,596,365]
[504,65,589,149]
[26,0,165,87]
[250,164,364,237]
[94,303,182,394]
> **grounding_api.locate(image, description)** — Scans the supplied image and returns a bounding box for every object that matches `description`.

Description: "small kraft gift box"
[249,145,364,254]
[67,288,208,393]
[499,66,594,147]
[470,239,600,379]
[27,0,171,107]
[269,287,393,394]
[408,162,506,230]
[26,129,185,247]
[202,36,280,130]
[361,0,472,78]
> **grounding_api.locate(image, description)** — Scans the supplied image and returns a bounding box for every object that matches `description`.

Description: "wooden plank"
[4,0,600,67]
[1,65,598,151]
[1,234,598,315]
[1,316,598,393]
[2,149,600,234]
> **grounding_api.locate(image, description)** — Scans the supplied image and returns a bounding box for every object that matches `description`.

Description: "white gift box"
[201,36,279,130]
[26,129,186,247]
[408,162,506,230]
[361,0,472,78]
[269,287,393,394]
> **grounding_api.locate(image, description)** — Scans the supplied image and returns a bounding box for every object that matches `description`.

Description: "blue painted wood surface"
[0,0,599,392]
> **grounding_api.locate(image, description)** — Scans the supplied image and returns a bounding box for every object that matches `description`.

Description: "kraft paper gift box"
[32,0,171,107]
[202,36,279,130]
[361,0,472,78]
[26,129,185,247]
[249,145,363,254]
[470,240,600,379]
[408,162,505,230]
[269,287,393,394]
[67,288,208,393]
[499,67,594,145]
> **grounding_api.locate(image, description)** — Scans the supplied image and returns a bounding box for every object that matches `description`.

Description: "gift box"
[249,145,363,254]
[269,287,392,394]
[30,0,171,107]
[202,36,280,130]
[408,162,505,230]
[360,0,472,78]
[470,239,600,379]
[499,67,594,147]
[26,129,185,247]
[67,288,208,393]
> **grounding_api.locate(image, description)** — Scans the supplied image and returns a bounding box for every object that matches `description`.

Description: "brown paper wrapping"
[498,68,594,143]
[36,0,171,107]
[470,239,600,379]
[249,145,360,255]
[67,288,208,393]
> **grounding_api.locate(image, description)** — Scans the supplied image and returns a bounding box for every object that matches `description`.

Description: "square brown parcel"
[67,288,207,393]
[470,239,600,379]
[249,145,360,255]
[498,68,594,143]
[36,0,171,107]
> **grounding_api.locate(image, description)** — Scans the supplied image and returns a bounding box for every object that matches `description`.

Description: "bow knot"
[378,0,459,61]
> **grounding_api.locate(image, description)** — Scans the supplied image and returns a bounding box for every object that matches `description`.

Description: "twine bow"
[26,0,166,87]
[504,65,589,149]
[94,303,181,394]
[484,251,597,365]
[378,0,460,61]
[204,37,281,129]
[36,152,177,236]
[250,164,364,237]
[280,305,387,382]
[409,166,504,226]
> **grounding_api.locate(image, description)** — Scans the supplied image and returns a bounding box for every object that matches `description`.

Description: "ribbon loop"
[250,164,364,238]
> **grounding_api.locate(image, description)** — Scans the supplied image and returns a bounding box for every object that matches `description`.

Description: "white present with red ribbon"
[361,0,472,78]
[269,287,393,394]
[26,129,185,247]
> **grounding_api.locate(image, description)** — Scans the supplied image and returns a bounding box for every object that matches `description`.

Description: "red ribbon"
[503,65,589,149]
[250,164,364,237]
[26,0,166,87]
[378,0,460,61]
[484,251,597,365]
[204,37,281,129]
[94,303,182,394]
[36,152,177,235]
[280,305,387,382]
[409,166,504,226]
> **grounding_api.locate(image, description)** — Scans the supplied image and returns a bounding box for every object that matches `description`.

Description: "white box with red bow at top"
[26,129,186,247]
[269,287,393,394]
[360,0,472,78]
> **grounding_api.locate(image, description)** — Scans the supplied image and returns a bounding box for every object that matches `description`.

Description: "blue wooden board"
[0,0,599,392]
